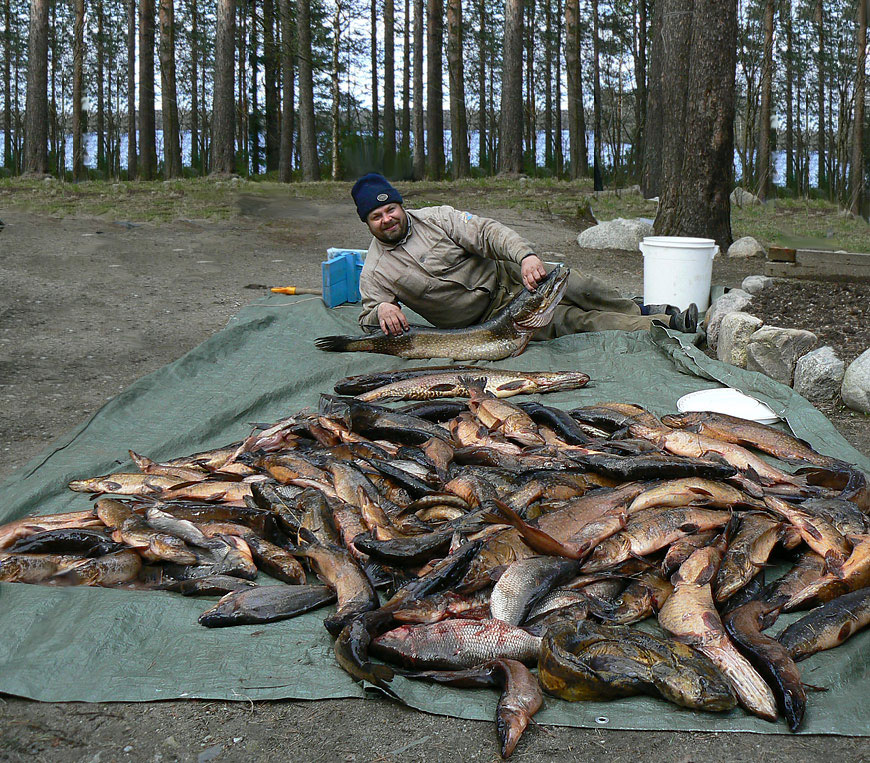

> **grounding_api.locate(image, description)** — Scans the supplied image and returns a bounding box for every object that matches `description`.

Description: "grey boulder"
[745,326,818,386]
[741,275,772,295]
[577,218,654,251]
[841,349,870,414]
[730,187,761,206]
[793,346,845,403]
[706,289,753,353]
[727,236,765,259]
[717,312,763,368]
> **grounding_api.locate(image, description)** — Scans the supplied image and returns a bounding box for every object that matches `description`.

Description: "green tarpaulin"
[1,294,868,734]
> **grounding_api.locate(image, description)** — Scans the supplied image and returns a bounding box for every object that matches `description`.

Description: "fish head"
[533,371,591,393]
[507,265,570,332]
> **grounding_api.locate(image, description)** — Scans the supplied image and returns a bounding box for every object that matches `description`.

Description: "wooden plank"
[767,246,796,263]
[795,249,870,269]
[764,260,870,282]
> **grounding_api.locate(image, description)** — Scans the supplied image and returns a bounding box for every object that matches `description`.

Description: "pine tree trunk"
[159,0,182,177]
[544,0,552,168]
[97,0,106,172]
[330,1,341,180]
[296,0,319,180]
[477,0,486,170]
[849,0,866,215]
[278,0,295,181]
[446,0,468,177]
[139,0,157,179]
[756,0,774,200]
[426,0,444,178]
[654,0,736,249]
[498,0,523,174]
[554,0,562,175]
[211,0,237,174]
[250,0,261,175]
[371,0,379,139]
[237,4,247,163]
[190,0,200,172]
[633,0,646,176]
[24,0,50,175]
[412,0,425,177]
[263,0,280,171]
[401,0,411,156]
[3,0,12,169]
[73,0,85,180]
[815,0,825,190]
[564,0,586,178]
[641,0,663,196]
[384,0,396,168]
[783,0,793,190]
[127,0,138,178]
[591,0,602,189]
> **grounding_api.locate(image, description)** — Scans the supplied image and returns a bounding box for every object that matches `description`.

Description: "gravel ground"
[0,190,868,763]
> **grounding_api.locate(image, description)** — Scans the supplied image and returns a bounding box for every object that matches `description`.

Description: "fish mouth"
[512,266,570,331]
[535,372,591,392]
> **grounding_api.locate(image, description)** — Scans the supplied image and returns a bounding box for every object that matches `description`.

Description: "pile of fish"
[2,365,870,757]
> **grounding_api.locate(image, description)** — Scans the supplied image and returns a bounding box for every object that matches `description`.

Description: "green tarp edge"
[1,294,868,735]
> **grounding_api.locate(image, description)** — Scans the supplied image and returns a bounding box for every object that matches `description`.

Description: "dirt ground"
[1,188,868,762]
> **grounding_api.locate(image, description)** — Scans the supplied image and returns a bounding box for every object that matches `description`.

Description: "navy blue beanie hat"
[351,173,403,221]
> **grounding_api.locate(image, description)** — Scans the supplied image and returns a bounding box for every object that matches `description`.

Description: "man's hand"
[378,302,410,335]
[521,254,548,291]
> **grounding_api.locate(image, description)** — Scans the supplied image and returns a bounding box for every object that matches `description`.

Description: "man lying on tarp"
[351,173,699,339]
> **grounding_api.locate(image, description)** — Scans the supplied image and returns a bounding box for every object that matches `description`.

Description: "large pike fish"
[314,265,570,360]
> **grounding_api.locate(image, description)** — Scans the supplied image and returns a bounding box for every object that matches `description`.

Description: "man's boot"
[668,303,699,333]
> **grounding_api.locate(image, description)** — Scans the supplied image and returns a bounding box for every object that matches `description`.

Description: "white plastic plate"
[676,388,780,424]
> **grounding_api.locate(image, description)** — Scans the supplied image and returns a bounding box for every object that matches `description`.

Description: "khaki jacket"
[358,205,535,329]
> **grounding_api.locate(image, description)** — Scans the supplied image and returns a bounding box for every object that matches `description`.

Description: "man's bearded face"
[366,203,408,244]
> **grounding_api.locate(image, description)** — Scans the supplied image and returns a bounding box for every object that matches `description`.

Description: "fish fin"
[429,383,459,393]
[802,683,830,693]
[315,336,363,352]
[494,380,528,392]
[492,500,581,558]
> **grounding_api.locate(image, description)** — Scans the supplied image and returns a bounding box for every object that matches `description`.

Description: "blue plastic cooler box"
[321,248,366,308]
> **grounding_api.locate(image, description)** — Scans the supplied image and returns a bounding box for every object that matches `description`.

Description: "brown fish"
[714,513,782,603]
[658,543,778,721]
[68,472,182,496]
[371,618,542,669]
[55,549,143,586]
[778,587,870,661]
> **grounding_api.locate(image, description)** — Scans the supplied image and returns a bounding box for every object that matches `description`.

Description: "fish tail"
[315,335,376,353]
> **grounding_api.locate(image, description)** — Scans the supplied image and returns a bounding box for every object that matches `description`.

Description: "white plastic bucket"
[639,236,719,312]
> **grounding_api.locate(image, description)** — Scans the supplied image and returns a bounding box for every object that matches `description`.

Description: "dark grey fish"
[198,584,336,627]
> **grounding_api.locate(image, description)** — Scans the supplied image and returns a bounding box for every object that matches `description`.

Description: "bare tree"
[211,0,237,174]
[127,0,138,178]
[412,0,425,177]
[446,0,469,177]
[278,0,295,181]
[641,0,664,196]
[783,0,794,189]
[849,0,867,215]
[73,0,85,180]
[756,0,774,200]
[554,0,562,175]
[426,0,444,178]
[296,0,319,180]
[159,0,182,177]
[24,0,50,175]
